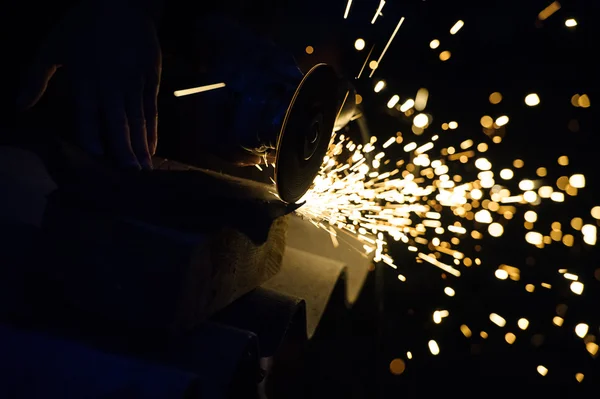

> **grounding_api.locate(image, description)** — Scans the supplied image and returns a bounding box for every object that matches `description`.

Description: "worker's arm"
[14,0,242,169]
[15,0,288,170]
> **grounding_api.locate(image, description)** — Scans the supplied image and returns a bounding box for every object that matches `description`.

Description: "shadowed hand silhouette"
[17,0,162,170]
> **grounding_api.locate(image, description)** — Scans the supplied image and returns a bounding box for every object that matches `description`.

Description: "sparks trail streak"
[298,126,596,270]
[369,17,405,78]
[343,0,353,19]
[294,99,597,372]
[356,44,375,79]
[298,130,467,271]
[371,0,386,24]
[174,82,226,97]
[292,2,595,379]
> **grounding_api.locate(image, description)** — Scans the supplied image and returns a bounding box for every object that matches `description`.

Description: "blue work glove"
[17,0,162,170]
[200,14,303,154]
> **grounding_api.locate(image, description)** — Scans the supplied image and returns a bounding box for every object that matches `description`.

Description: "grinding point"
[275,64,339,203]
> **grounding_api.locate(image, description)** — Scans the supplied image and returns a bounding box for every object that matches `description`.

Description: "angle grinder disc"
[275,64,339,203]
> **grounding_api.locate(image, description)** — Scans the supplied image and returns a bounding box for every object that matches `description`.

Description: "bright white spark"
[344,0,353,19]
[369,17,405,78]
[372,0,386,24]
[450,20,464,35]
[174,83,226,97]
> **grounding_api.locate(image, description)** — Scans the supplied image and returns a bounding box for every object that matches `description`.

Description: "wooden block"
[0,137,291,335]
[43,201,287,334]
[176,215,287,330]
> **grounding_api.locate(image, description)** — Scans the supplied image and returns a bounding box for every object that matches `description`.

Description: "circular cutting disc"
[275,64,339,203]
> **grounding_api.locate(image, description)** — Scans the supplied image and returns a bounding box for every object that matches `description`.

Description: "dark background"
[1,0,599,397]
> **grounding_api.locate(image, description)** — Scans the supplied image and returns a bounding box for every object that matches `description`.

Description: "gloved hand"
[199,14,303,155]
[17,0,162,170]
